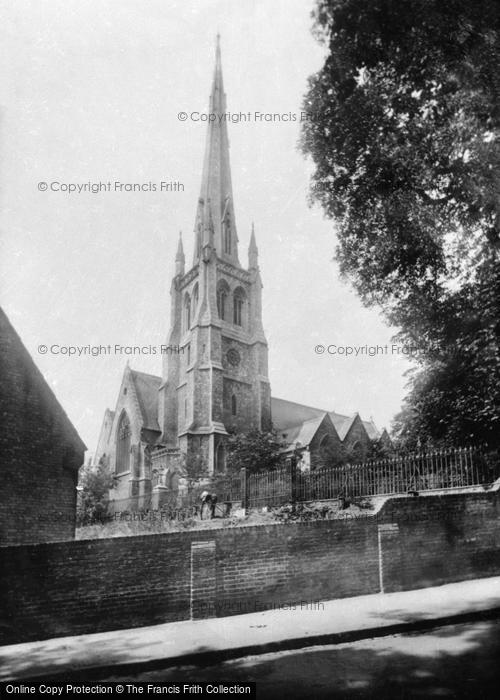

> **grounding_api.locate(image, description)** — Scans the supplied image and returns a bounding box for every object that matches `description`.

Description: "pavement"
[1,576,500,681]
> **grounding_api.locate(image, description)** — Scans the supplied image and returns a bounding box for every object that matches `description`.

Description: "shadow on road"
[99,619,500,699]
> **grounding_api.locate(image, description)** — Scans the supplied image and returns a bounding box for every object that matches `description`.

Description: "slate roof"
[129,370,162,432]
[278,415,326,446]
[271,396,381,447]
[362,419,381,441]
[270,397,326,431]
[332,413,357,441]
[111,377,381,449]
[103,408,115,439]
[0,306,87,454]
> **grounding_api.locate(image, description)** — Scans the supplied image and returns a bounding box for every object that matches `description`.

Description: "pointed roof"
[330,410,381,441]
[271,397,326,431]
[363,418,382,441]
[175,231,185,276]
[248,222,258,268]
[175,232,185,261]
[249,222,257,246]
[92,408,115,465]
[333,413,358,441]
[280,415,327,446]
[271,396,381,446]
[194,36,239,265]
[129,369,162,432]
[0,307,86,455]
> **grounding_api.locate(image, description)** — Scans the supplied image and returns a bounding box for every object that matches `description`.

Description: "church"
[93,39,389,509]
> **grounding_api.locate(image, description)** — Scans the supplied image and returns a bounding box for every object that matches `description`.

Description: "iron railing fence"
[247,465,291,508]
[87,446,497,523]
[212,473,243,504]
[247,445,497,508]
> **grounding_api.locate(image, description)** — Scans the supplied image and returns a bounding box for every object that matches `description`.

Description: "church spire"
[175,232,185,277]
[248,222,259,269]
[194,35,239,266]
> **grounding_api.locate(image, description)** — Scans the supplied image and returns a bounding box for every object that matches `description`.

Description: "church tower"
[157,36,271,474]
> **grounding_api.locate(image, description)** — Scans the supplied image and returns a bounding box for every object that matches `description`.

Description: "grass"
[75,499,377,540]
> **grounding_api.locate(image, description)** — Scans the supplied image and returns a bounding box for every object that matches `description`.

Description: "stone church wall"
[343,414,374,460]
[260,381,272,431]
[308,416,343,469]
[222,377,253,431]
[1,491,499,644]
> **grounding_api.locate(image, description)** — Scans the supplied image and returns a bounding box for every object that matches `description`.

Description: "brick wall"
[0,532,192,643]
[0,491,499,644]
[0,309,85,546]
[377,492,500,592]
[213,516,379,616]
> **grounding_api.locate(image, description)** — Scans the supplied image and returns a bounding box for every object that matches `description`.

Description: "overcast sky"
[0,0,412,455]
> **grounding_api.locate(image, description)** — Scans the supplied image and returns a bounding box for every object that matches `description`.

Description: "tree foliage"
[179,448,209,491]
[76,458,117,526]
[225,429,287,475]
[315,437,393,468]
[301,0,500,447]
[391,261,500,448]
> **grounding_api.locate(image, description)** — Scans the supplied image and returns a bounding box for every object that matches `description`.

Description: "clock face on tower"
[226,348,241,367]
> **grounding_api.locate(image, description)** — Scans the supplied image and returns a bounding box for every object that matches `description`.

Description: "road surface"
[101,618,500,698]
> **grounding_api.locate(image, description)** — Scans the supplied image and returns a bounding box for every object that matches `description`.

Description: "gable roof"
[271,397,326,432]
[92,408,115,464]
[279,415,327,446]
[102,408,115,440]
[129,369,162,432]
[329,411,379,441]
[363,419,381,440]
[332,413,358,441]
[272,396,380,447]
[0,307,86,454]
[99,381,380,450]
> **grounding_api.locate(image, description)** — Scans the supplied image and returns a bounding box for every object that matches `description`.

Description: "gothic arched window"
[231,394,237,416]
[184,292,191,331]
[116,412,131,474]
[233,287,246,326]
[217,280,229,321]
[215,441,226,474]
[192,283,199,318]
[316,433,335,470]
[351,440,364,463]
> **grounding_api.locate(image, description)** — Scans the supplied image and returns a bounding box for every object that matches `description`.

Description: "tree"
[392,261,500,448]
[225,429,287,475]
[76,457,117,526]
[301,0,500,447]
[179,447,209,493]
[366,436,394,461]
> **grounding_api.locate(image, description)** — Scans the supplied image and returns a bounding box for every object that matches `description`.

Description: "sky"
[0,0,412,456]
